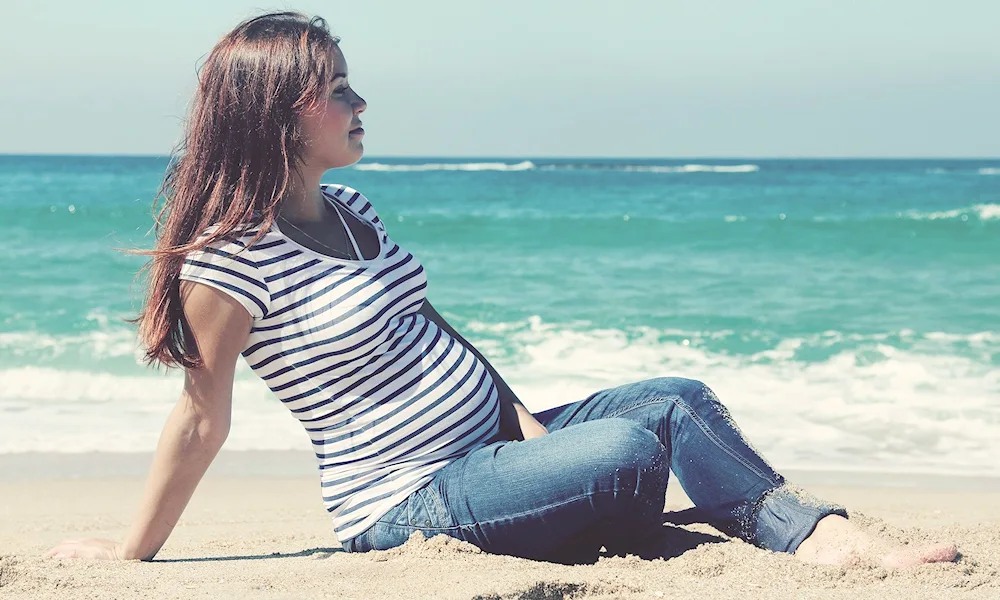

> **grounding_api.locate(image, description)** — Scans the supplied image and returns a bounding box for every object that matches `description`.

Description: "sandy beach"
[0,451,996,599]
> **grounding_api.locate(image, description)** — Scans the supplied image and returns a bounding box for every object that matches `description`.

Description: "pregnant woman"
[47,12,956,567]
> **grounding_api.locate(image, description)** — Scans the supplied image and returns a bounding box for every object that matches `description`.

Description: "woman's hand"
[520,418,549,440]
[45,538,124,560]
[515,404,549,440]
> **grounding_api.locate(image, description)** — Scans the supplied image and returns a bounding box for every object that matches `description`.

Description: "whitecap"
[903,203,1000,221]
[620,164,759,173]
[352,161,536,172]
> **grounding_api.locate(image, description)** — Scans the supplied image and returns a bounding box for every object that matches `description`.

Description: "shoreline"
[1,450,998,493]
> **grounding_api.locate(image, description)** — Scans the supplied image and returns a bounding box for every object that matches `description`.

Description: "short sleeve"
[321,184,388,240]
[179,238,270,319]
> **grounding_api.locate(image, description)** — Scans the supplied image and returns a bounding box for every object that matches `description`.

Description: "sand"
[0,451,998,599]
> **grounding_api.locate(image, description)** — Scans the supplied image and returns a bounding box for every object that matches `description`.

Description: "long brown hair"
[131,11,340,369]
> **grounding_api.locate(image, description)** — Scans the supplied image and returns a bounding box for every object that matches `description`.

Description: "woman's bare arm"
[46,281,252,560]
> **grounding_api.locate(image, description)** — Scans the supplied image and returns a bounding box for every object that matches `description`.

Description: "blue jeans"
[341,377,846,561]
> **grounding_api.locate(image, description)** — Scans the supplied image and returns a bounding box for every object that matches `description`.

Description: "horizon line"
[1,152,999,161]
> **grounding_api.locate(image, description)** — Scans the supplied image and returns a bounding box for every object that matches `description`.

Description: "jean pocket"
[366,522,415,551]
[350,483,458,552]
[406,483,454,528]
[351,499,411,552]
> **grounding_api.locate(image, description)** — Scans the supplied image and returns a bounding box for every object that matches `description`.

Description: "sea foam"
[353,161,536,172]
[2,321,997,476]
[902,203,1000,221]
[351,161,760,174]
[619,164,759,173]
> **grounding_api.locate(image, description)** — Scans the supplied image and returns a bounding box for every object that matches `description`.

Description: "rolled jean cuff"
[751,484,848,554]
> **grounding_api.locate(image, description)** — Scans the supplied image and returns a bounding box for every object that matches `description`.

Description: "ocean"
[1,155,997,476]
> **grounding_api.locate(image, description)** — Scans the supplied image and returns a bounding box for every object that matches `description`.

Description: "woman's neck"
[279,167,326,223]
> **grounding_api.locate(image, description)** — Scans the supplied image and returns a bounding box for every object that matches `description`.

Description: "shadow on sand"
[155,509,728,564]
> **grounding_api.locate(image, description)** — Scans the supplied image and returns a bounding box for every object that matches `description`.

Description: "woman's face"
[299,45,367,171]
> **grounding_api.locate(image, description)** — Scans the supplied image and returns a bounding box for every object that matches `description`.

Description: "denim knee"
[641,377,709,403]
[590,418,667,478]
[644,377,746,436]
[583,419,669,523]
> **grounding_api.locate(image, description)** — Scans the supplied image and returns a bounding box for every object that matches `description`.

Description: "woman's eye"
[334,86,349,95]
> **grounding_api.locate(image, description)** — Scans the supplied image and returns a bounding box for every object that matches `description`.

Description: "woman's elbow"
[195,416,230,449]
[174,400,231,450]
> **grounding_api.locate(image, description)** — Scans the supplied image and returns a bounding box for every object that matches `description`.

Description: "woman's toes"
[879,542,958,569]
[794,515,958,569]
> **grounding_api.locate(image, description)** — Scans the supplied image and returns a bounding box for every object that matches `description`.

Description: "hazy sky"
[3,0,998,157]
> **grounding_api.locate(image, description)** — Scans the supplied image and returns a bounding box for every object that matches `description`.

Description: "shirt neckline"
[270,188,386,265]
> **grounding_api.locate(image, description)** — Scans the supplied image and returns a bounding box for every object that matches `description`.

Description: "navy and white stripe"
[178,184,501,541]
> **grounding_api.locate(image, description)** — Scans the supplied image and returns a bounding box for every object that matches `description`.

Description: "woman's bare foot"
[794,515,957,568]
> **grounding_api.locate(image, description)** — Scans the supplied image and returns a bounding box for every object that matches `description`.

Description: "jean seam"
[610,392,778,487]
[373,458,649,531]
[605,394,675,419]
[463,486,635,530]
[380,485,633,533]
[372,521,464,532]
[368,492,632,555]
[671,395,780,486]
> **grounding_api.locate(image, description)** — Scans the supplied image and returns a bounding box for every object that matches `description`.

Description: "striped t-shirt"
[178,184,501,541]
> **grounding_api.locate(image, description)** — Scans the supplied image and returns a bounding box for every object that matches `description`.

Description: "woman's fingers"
[45,539,81,554]
[45,541,88,559]
[44,539,120,560]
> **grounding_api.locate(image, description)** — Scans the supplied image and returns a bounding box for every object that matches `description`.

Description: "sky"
[3,0,998,158]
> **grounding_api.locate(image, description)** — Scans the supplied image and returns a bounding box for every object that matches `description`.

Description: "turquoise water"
[1,155,998,474]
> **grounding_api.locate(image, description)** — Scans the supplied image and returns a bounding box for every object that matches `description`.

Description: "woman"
[47,12,956,567]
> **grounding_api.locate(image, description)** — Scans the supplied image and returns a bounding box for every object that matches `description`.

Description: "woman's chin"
[327,151,364,170]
